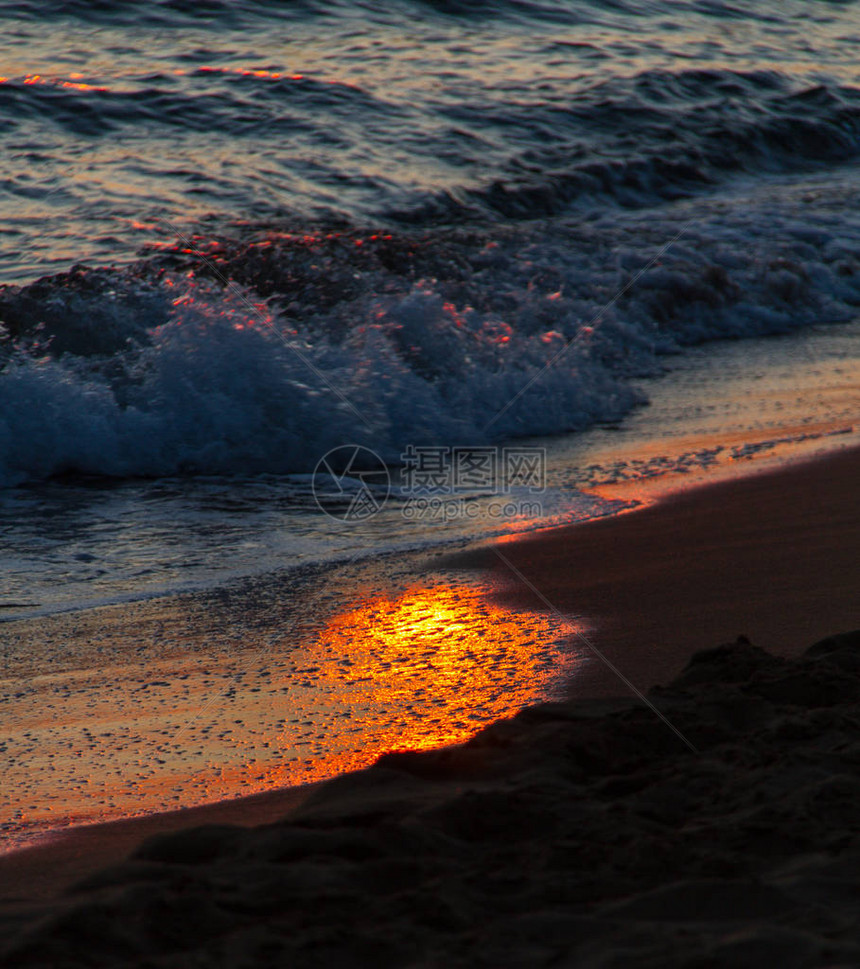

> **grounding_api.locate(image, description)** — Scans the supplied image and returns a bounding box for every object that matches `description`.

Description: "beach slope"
[2,447,859,967]
[2,627,859,968]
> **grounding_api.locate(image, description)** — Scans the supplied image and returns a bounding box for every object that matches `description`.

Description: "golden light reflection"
[5,73,109,92]
[1,580,580,850]
[254,580,580,788]
[196,66,305,82]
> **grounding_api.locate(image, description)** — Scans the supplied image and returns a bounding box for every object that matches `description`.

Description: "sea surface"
[1,0,859,614]
[1,0,860,846]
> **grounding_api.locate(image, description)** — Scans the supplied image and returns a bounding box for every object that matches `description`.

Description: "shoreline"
[0,782,319,912]
[4,642,859,964]
[2,441,858,918]
[453,442,860,700]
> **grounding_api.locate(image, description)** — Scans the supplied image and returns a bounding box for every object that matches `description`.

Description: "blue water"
[2,1,859,281]
[1,0,859,612]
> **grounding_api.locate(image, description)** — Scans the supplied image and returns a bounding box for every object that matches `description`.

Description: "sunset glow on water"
[1,577,578,850]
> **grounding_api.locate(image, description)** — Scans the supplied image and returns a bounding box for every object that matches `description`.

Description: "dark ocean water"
[0,0,858,485]
[1,0,859,487]
[3,0,860,277]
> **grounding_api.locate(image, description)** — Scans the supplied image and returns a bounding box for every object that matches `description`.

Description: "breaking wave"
[2,188,859,486]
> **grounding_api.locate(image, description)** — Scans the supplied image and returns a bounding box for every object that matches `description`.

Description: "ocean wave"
[395,72,860,223]
[3,64,857,238]
[0,70,399,139]
[0,274,642,486]
[2,188,859,487]
[1,0,842,29]
[0,0,323,27]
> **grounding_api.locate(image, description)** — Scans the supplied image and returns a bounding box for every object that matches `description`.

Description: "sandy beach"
[4,1,860,964]
[2,444,858,967]
[462,444,860,699]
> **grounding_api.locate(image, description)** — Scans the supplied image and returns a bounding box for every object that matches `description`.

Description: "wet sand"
[462,444,860,699]
[0,577,574,851]
[2,445,859,966]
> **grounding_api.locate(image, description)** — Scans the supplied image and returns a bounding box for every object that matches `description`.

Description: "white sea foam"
[1,173,859,488]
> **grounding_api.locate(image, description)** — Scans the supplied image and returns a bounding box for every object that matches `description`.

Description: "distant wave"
[1,66,857,232]
[0,71,400,137]
[395,72,860,223]
[0,0,322,27]
[2,0,858,285]
[0,0,668,27]
[0,0,833,28]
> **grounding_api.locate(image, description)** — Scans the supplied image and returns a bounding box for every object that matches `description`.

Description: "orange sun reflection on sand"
[254,581,580,788]
[2,580,579,850]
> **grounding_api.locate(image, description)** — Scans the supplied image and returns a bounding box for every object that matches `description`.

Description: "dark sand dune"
[3,631,860,968]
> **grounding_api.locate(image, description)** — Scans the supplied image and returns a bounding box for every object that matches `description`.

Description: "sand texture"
[462,445,860,698]
[2,630,860,968]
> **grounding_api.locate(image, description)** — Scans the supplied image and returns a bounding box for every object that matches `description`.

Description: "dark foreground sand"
[2,448,859,968]
[2,630,859,968]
